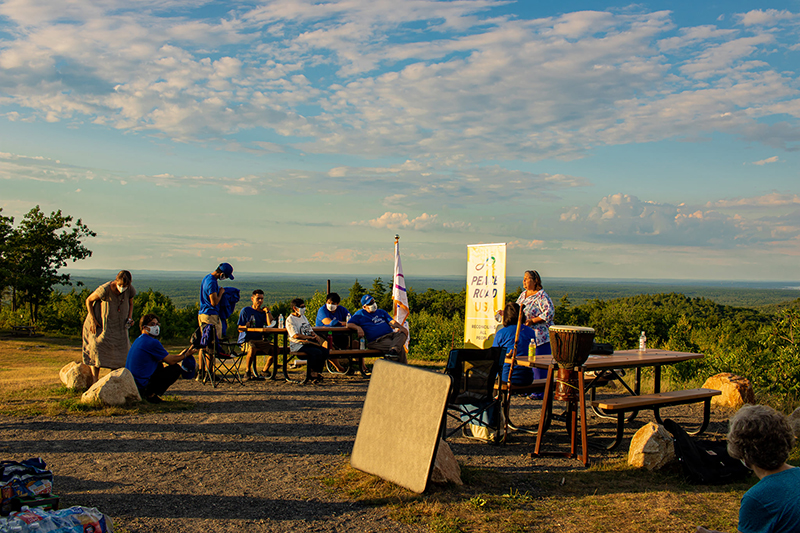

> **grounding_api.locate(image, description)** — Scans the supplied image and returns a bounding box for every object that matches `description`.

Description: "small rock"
[628,422,675,470]
[702,373,755,409]
[81,368,141,406]
[430,439,463,485]
[59,361,93,390]
[789,407,800,438]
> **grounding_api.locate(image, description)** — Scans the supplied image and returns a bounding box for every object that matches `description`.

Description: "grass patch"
[0,336,194,417]
[321,456,754,533]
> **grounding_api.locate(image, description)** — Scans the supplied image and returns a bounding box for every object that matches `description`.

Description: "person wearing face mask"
[82,270,137,386]
[347,294,408,364]
[126,314,195,403]
[286,298,328,383]
[197,262,234,378]
[315,292,354,373]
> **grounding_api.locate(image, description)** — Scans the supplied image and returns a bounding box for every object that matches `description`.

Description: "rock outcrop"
[628,422,675,470]
[59,362,93,390]
[430,440,463,486]
[81,368,141,406]
[701,373,755,409]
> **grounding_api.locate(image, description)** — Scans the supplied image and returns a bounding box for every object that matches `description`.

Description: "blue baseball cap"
[180,354,197,379]
[218,262,235,280]
[361,295,375,306]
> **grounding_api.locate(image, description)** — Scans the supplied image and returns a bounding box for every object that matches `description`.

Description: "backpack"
[663,418,750,485]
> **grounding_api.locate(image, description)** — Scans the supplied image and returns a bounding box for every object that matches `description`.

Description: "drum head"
[549,325,595,334]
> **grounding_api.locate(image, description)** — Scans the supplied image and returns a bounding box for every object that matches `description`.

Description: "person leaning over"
[237,289,274,381]
[197,262,234,377]
[697,404,800,533]
[347,294,408,364]
[125,313,195,404]
[286,298,328,383]
[82,270,136,386]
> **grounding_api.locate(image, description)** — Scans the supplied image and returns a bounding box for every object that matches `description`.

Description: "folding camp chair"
[190,326,245,387]
[442,347,505,445]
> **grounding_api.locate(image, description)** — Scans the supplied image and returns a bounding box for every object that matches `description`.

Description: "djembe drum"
[549,325,595,402]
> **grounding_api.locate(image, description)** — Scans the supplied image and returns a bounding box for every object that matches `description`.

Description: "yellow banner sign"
[464,243,506,349]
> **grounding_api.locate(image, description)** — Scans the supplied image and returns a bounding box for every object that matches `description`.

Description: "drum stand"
[532,363,589,467]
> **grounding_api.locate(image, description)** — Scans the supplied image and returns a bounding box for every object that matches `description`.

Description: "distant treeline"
[4,277,799,404]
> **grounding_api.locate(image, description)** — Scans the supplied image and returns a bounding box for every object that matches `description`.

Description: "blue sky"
[1,0,799,282]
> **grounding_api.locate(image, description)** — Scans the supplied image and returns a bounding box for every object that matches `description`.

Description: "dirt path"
[1,373,730,532]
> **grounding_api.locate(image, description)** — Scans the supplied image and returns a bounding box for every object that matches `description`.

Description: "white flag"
[393,237,410,351]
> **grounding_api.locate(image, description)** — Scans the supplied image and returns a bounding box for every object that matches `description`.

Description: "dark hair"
[727,404,795,471]
[503,302,520,328]
[140,313,159,331]
[252,289,264,296]
[115,270,132,285]
[326,292,341,304]
[524,270,542,290]
[291,298,305,308]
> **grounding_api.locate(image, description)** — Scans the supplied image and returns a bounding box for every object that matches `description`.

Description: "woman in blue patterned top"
[515,270,554,382]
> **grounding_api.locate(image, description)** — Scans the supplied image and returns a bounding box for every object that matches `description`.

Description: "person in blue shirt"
[492,302,534,386]
[347,294,408,364]
[697,404,800,533]
[237,289,274,381]
[197,262,234,379]
[126,313,194,403]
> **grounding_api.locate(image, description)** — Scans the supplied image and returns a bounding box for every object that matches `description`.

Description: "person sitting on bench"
[697,404,799,533]
[493,302,534,387]
[286,298,328,383]
[126,313,195,403]
[237,289,274,380]
[347,294,408,364]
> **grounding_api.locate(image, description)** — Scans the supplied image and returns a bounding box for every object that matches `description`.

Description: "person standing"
[515,270,554,382]
[82,270,136,386]
[197,262,234,378]
[237,289,274,380]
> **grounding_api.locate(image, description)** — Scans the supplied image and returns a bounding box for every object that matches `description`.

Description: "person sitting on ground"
[697,404,800,533]
[126,313,195,403]
[237,289,274,381]
[347,294,408,364]
[492,302,534,386]
[286,298,329,383]
[197,262,234,379]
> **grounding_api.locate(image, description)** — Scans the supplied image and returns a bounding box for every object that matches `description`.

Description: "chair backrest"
[444,347,502,404]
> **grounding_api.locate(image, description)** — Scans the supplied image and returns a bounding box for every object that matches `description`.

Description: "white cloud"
[706,193,800,208]
[353,211,471,231]
[751,156,780,165]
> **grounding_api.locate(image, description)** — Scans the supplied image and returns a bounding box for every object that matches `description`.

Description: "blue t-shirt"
[199,273,220,316]
[738,467,800,533]
[493,324,535,385]
[237,306,270,344]
[315,305,351,327]
[348,309,394,342]
[126,334,169,388]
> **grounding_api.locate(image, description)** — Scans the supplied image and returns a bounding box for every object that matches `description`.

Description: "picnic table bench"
[11,325,36,337]
[591,387,721,449]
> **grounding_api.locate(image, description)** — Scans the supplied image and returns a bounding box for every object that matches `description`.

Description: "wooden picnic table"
[243,326,382,382]
[504,349,717,464]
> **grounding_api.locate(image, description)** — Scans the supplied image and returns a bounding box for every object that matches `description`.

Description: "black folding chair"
[442,347,505,444]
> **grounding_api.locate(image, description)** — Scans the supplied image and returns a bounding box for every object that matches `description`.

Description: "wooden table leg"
[578,369,588,466]
[533,364,555,457]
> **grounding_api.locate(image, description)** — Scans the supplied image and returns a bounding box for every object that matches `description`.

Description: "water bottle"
[528,339,536,362]
[278,314,284,329]
[327,331,334,349]
[639,331,647,352]
[359,337,366,350]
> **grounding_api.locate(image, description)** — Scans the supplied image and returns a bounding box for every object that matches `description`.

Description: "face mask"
[326,303,338,312]
[117,284,128,293]
[366,303,378,313]
[147,325,160,336]
[297,307,306,316]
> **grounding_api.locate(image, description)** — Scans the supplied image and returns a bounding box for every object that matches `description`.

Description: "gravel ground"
[0,371,731,532]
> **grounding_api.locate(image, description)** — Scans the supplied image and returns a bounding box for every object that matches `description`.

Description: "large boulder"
[789,407,800,438]
[628,422,675,471]
[702,373,755,409]
[81,368,141,406]
[59,362,93,390]
[430,440,463,486]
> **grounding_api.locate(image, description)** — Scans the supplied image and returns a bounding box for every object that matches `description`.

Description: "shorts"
[198,314,224,341]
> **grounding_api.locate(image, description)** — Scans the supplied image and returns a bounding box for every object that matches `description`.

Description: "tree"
[8,206,96,323]
[343,279,367,313]
[0,209,13,298]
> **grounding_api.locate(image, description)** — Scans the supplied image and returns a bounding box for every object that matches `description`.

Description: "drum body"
[549,325,595,401]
